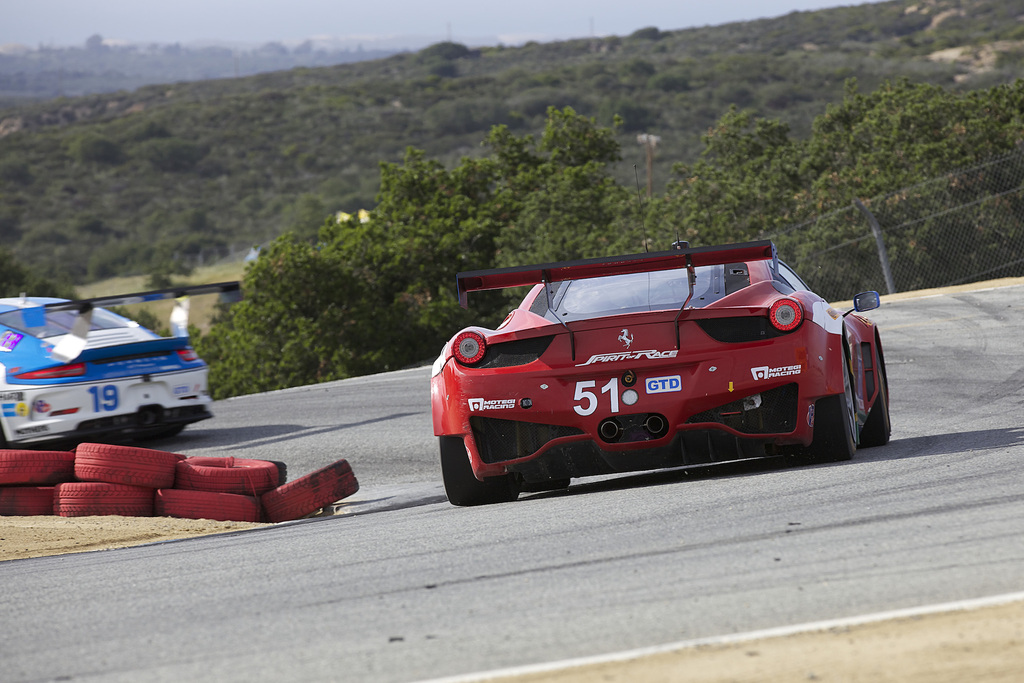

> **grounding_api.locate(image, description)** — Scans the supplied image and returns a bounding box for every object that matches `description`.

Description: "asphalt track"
[2,282,1024,682]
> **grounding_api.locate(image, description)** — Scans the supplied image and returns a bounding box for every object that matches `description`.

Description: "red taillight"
[177,349,200,363]
[769,299,803,332]
[13,362,87,380]
[453,331,486,365]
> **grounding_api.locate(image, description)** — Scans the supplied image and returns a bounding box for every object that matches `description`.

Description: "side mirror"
[852,291,880,313]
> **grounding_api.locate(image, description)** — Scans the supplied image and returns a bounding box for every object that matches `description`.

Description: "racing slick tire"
[53,482,155,517]
[0,450,76,485]
[439,436,521,506]
[859,344,891,448]
[155,489,262,522]
[174,457,281,496]
[260,459,359,523]
[0,486,56,515]
[796,350,856,465]
[74,443,183,489]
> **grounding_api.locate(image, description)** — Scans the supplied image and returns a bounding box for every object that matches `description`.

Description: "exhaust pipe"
[137,405,162,427]
[643,413,668,439]
[598,418,623,443]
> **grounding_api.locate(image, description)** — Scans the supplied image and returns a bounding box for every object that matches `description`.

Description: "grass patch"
[75,261,249,335]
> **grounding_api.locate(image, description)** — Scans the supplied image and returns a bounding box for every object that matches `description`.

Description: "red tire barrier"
[0,450,75,485]
[175,457,281,496]
[0,486,56,516]
[261,459,358,523]
[53,482,155,517]
[155,489,262,522]
[74,443,183,489]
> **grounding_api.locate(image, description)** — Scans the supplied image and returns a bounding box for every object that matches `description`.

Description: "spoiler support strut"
[542,269,576,361]
[673,253,697,350]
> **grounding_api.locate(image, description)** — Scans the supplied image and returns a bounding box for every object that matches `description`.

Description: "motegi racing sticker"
[468,398,517,411]
[751,364,802,380]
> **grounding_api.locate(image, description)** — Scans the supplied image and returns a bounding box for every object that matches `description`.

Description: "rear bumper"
[432,323,841,480]
[0,368,212,446]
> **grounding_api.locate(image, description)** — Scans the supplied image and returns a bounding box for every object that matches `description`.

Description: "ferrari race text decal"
[751,364,802,380]
[576,349,678,367]
[468,398,516,411]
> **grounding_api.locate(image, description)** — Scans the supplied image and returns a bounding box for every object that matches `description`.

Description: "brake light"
[177,349,200,363]
[13,362,87,380]
[769,299,803,332]
[453,331,486,365]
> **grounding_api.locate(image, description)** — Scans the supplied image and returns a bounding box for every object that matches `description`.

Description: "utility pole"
[636,134,661,197]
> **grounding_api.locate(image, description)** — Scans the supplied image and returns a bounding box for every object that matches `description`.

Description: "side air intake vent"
[696,318,785,343]
[476,336,554,369]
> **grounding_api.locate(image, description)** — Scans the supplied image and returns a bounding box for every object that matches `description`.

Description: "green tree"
[655,106,807,246]
[67,133,123,165]
[0,247,75,298]
[199,107,634,397]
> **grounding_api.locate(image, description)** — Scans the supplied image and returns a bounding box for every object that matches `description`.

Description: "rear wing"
[456,240,777,308]
[18,282,242,363]
[36,282,242,314]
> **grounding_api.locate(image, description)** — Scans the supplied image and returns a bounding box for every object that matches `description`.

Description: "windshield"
[535,265,733,322]
[0,307,138,340]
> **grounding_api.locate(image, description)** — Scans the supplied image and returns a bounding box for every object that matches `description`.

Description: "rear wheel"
[439,436,520,506]
[797,349,856,465]
[859,344,891,448]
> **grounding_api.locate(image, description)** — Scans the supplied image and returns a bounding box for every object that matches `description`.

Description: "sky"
[1,0,889,49]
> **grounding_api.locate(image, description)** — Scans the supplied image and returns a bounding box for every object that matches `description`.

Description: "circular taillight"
[453,331,486,365]
[769,299,803,332]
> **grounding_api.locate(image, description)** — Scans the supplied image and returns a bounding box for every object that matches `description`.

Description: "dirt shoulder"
[0,515,268,561]
[494,599,1024,683]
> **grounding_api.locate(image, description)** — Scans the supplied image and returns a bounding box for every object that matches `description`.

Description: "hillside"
[2,0,1024,285]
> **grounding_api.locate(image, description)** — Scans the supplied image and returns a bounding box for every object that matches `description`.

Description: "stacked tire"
[158,456,282,523]
[0,450,75,516]
[0,444,358,523]
[55,443,184,517]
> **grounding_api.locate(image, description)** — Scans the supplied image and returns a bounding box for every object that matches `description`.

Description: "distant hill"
[0,37,403,105]
[2,0,1024,284]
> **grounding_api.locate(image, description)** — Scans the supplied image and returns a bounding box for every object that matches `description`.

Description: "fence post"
[853,199,896,295]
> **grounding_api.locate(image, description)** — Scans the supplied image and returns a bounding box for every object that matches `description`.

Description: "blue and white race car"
[0,282,239,447]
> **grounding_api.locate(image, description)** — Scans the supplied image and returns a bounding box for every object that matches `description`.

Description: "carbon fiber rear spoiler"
[19,282,242,363]
[456,240,777,308]
[37,282,242,313]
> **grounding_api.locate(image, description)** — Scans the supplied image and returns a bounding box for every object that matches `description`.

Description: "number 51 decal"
[573,378,620,416]
[88,385,120,412]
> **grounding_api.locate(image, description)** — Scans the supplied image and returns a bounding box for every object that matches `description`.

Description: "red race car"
[431,240,890,506]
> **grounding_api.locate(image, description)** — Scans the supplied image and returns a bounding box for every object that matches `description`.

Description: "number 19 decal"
[573,378,619,416]
[88,385,119,412]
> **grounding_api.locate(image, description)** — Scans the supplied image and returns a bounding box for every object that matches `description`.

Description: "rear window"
[0,307,138,340]
[532,263,749,322]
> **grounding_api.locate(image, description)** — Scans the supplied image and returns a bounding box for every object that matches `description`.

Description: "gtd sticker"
[645,375,681,394]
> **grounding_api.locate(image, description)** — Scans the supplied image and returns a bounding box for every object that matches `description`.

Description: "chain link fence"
[764,148,1024,301]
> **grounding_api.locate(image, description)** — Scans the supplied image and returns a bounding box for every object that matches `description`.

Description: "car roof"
[0,297,67,315]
